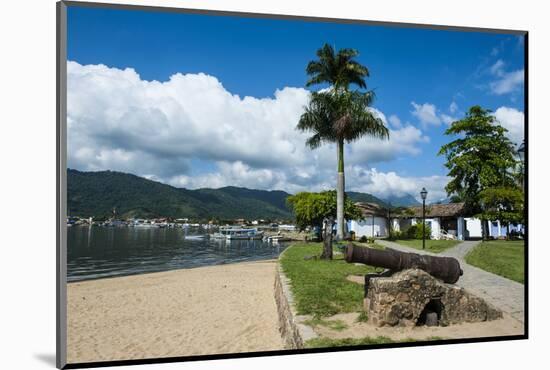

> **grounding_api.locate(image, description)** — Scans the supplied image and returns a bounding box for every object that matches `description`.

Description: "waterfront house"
[395,203,524,240]
[348,201,523,240]
[391,202,467,240]
[348,202,389,238]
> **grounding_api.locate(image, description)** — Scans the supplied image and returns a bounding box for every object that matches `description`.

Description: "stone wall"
[366,269,502,327]
[274,249,318,349]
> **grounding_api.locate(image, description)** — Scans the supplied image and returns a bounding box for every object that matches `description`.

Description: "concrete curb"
[274,246,318,349]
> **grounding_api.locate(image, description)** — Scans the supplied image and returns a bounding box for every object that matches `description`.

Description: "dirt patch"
[346,275,365,285]
[311,312,523,342]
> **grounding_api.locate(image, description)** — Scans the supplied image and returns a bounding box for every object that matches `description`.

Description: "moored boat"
[212,226,264,240]
[264,235,291,243]
[185,234,208,240]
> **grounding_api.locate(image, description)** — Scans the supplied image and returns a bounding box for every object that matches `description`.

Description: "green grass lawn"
[280,243,382,317]
[465,240,525,284]
[393,239,461,253]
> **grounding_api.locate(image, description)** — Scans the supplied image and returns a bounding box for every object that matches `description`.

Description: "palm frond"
[306,43,369,90]
[337,48,360,59]
[305,133,324,149]
[297,90,389,146]
[317,43,335,60]
[305,61,324,75]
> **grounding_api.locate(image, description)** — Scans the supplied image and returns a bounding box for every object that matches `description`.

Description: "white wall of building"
[358,215,515,240]
[424,217,441,240]
[465,217,483,238]
[392,219,401,232]
[350,217,388,237]
[489,220,501,238]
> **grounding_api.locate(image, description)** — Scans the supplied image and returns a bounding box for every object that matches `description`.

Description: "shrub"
[359,235,368,243]
[405,223,431,240]
[404,225,417,239]
[367,236,375,244]
[388,230,402,241]
[509,229,524,240]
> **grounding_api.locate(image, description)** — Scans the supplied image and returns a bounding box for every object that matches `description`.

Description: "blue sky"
[66,5,525,202]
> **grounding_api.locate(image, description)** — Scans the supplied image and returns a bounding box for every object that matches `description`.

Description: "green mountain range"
[383,193,421,207]
[67,169,411,220]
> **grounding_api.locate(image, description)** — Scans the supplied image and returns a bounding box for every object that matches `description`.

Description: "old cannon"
[345,244,463,284]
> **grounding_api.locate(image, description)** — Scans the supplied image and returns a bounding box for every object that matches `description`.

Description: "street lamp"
[420,188,428,250]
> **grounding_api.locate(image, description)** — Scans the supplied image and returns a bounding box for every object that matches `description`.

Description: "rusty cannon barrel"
[345,244,463,284]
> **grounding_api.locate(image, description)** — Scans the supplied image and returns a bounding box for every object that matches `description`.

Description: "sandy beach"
[67,260,284,363]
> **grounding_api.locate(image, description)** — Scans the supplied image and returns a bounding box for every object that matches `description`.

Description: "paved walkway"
[377,240,525,323]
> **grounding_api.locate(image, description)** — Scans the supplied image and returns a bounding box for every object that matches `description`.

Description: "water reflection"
[67,226,288,282]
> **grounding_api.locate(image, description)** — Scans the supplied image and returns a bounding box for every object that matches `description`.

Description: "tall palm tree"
[299,44,389,240]
[305,44,369,92]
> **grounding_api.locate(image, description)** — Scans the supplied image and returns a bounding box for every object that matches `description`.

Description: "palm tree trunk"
[336,139,345,240]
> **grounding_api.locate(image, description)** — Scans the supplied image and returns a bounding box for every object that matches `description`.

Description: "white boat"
[265,235,291,243]
[278,224,296,232]
[212,226,264,240]
[132,219,155,228]
[185,234,208,240]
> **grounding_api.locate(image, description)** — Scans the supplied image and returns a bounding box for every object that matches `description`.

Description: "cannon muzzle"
[345,244,463,284]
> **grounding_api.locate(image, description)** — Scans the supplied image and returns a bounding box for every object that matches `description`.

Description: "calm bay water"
[67,226,289,282]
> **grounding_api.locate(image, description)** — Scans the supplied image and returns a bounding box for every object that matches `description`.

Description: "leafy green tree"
[299,43,389,240]
[438,106,518,239]
[478,186,524,238]
[287,190,362,259]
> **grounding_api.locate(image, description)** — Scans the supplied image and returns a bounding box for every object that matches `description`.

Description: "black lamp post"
[420,187,428,250]
[518,140,525,191]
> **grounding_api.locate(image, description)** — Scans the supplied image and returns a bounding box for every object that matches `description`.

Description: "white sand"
[67,260,284,363]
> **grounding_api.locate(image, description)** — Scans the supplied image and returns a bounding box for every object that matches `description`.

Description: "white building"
[349,201,523,240]
[391,203,467,240]
[348,202,389,238]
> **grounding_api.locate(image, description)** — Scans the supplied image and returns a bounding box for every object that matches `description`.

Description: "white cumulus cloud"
[411,102,459,127]
[489,59,505,77]
[449,101,458,114]
[487,60,524,95]
[346,167,449,203]
[67,61,433,198]
[388,114,402,129]
[494,106,524,145]
[411,102,441,126]
[490,70,524,95]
